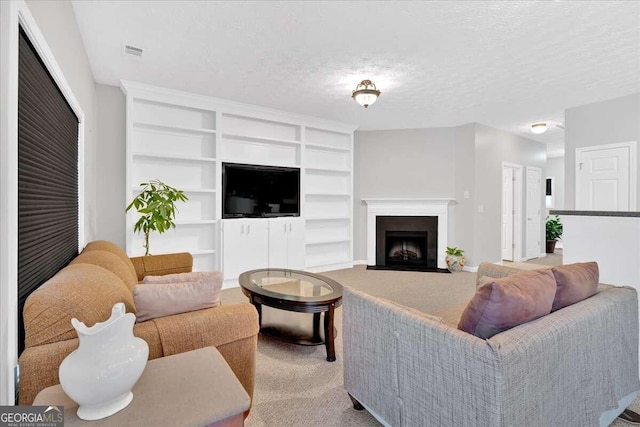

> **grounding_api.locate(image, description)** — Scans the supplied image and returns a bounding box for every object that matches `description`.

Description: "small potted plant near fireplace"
[445,246,465,273]
[545,215,563,254]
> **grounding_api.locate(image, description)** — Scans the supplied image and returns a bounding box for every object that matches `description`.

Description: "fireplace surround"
[363,198,454,270]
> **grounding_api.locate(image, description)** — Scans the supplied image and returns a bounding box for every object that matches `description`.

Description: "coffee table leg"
[251,298,262,328]
[324,303,336,362]
[312,313,321,342]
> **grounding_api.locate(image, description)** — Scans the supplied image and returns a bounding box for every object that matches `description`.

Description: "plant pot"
[445,255,465,273]
[546,240,557,254]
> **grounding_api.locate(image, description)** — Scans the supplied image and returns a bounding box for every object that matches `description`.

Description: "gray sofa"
[343,263,640,427]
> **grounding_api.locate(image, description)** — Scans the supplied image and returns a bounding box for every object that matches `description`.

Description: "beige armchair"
[18,240,259,413]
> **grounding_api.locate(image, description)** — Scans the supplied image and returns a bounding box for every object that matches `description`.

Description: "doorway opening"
[502,163,523,262]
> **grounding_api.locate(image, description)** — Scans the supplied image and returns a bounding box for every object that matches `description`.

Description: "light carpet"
[221,266,476,427]
[221,263,639,426]
[503,249,563,270]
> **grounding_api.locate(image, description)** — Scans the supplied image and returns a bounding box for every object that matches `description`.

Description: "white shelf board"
[305,192,351,197]
[131,187,216,194]
[181,188,217,194]
[174,219,218,225]
[191,249,216,256]
[133,152,216,163]
[221,133,300,146]
[220,158,300,168]
[133,121,216,135]
[305,143,350,153]
[305,216,350,221]
[306,238,351,246]
[305,167,350,174]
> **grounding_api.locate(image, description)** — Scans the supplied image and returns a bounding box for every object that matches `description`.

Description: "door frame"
[0,0,85,405]
[575,141,637,211]
[501,162,524,262]
[526,166,543,259]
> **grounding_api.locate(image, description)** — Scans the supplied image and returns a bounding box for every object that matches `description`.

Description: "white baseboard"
[222,279,240,290]
[463,266,478,273]
[306,262,354,273]
[539,252,547,258]
[352,259,368,266]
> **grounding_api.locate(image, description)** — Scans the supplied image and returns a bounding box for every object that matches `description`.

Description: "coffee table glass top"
[248,270,334,297]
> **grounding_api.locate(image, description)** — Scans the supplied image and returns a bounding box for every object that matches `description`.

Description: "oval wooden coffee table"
[239,268,343,362]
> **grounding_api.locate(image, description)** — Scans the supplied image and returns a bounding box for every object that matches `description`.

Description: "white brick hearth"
[362,198,454,269]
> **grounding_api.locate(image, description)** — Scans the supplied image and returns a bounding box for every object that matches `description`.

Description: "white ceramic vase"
[59,303,149,421]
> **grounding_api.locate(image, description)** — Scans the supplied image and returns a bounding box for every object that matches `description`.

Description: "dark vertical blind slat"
[17,27,79,355]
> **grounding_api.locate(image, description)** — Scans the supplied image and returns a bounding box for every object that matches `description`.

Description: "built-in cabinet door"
[286,218,306,270]
[223,219,269,282]
[268,217,305,269]
[268,218,289,268]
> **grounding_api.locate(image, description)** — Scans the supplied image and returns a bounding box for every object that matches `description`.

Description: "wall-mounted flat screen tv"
[222,162,300,218]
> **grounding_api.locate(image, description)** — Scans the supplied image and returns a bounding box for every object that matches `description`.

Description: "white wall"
[26,0,98,242]
[546,156,564,213]
[473,124,547,263]
[452,124,476,263]
[565,92,640,209]
[353,124,547,266]
[353,128,458,261]
[95,84,126,247]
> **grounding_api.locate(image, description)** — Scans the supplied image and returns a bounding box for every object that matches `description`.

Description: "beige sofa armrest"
[151,303,259,401]
[129,252,193,281]
[151,303,259,353]
[18,338,79,405]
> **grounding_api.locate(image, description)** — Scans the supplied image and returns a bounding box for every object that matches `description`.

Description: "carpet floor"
[221,262,638,426]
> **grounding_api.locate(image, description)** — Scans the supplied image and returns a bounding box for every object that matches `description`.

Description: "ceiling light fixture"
[530,123,547,134]
[352,80,381,108]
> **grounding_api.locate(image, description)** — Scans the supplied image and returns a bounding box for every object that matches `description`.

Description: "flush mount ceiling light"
[352,80,381,108]
[530,123,547,134]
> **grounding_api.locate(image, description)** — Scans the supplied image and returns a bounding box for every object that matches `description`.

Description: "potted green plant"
[126,179,188,256]
[445,246,465,273]
[545,215,563,254]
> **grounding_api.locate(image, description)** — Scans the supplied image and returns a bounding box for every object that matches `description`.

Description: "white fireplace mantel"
[363,198,455,269]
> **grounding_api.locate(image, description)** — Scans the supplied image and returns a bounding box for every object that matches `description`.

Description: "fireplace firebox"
[385,231,428,266]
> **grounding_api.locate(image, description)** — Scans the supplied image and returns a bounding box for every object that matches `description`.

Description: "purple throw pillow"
[550,262,599,311]
[458,269,556,339]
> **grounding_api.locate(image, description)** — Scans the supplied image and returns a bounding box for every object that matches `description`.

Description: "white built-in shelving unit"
[122,82,356,283]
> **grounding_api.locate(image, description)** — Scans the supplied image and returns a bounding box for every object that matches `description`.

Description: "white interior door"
[502,167,514,261]
[576,143,635,211]
[526,167,542,259]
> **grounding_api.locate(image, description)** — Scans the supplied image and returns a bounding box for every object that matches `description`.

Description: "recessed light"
[530,123,547,134]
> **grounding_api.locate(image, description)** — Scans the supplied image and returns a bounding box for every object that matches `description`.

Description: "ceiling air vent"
[123,44,143,57]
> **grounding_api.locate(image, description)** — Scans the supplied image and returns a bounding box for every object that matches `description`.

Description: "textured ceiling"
[71,1,640,156]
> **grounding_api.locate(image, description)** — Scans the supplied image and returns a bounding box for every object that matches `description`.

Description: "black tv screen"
[222,163,300,218]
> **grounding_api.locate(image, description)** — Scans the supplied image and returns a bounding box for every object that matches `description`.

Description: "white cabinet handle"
[289,223,292,232]
[247,224,251,234]
[241,224,245,235]
[284,223,287,233]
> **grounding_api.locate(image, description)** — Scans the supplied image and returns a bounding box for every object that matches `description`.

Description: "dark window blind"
[18,27,79,354]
